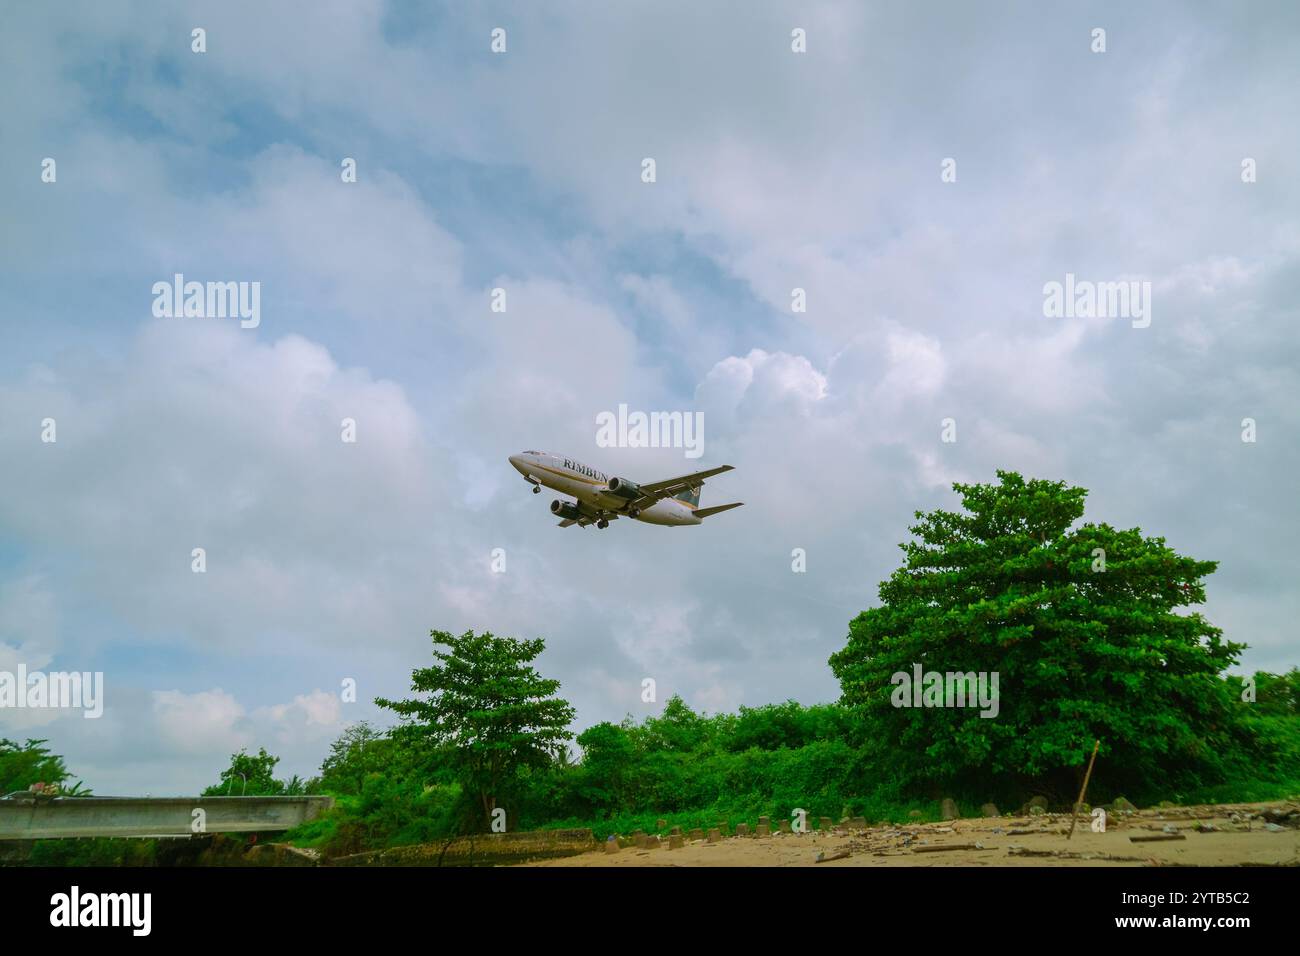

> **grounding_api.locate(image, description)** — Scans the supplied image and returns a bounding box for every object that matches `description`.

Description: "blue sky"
[1,1,1297,793]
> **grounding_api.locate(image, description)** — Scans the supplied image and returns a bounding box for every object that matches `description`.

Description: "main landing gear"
[532,485,541,494]
[627,507,640,519]
[596,519,609,529]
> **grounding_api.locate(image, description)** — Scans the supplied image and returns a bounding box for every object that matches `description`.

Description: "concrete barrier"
[0,795,334,840]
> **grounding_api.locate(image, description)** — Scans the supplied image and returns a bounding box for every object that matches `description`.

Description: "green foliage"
[1225,668,1299,717]
[829,471,1259,801]
[16,486,1300,863]
[314,721,395,796]
[0,738,90,795]
[27,839,155,866]
[574,721,637,810]
[375,629,576,830]
[202,746,291,796]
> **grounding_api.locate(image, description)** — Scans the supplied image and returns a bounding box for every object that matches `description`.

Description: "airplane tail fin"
[695,502,743,519]
[674,486,701,507]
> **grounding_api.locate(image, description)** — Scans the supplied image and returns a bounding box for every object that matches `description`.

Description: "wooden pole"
[1067,739,1101,841]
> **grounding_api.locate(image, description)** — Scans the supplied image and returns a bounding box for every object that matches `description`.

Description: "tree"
[638,695,709,752]
[317,721,394,795]
[829,471,1245,800]
[375,629,576,830]
[203,747,287,796]
[0,738,91,795]
[575,721,638,811]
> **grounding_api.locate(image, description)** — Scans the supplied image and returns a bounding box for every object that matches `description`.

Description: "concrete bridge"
[0,795,334,839]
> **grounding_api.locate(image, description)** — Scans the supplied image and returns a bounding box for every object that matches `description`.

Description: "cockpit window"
[523,450,540,455]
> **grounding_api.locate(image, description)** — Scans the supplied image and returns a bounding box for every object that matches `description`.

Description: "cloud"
[0,1,1296,795]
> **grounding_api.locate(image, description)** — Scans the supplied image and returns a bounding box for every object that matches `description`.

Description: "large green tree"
[829,471,1246,800]
[376,629,575,830]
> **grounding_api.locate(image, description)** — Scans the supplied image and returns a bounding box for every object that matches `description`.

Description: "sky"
[1,1,1297,795]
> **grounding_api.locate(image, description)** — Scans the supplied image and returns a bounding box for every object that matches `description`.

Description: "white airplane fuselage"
[509,451,700,526]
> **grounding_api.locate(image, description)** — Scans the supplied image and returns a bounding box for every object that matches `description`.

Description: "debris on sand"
[1130,833,1186,843]
[815,849,851,863]
[913,843,984,853]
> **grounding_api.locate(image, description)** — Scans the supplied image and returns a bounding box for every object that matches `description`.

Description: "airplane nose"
[508,454,526,474]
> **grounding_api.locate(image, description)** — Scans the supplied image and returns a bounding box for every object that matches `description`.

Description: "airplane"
[508,450,743,529]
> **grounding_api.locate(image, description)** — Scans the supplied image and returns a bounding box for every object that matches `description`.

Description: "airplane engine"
[606,476,643,500]
[551,499,582,521]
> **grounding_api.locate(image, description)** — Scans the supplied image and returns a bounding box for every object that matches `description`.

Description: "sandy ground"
[522,801,1300,867]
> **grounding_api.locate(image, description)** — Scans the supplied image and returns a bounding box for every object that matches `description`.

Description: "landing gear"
[596,519,609,529]
[532,485,541,494]
[627,507,640,519]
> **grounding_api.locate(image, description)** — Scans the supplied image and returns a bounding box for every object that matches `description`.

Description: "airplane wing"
[632,465,734,505]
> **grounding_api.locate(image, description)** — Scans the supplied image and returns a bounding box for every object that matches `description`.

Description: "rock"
[1021,795,1049,815]
[1029,806,1046,816]
[756,823,771,837]
[688,828,704,841]
[604,839,620,855]
[707,828,721,843]
[778,819,792,833]
[670,825,682,836]
[656,818,667,830]
[1111,796,1138,814]
[735,823,750,837]
[941,798,959,820]
[980,803,999,818]
[1264,823,1286,833]
[668,835,683,849]
[758,815,770,828]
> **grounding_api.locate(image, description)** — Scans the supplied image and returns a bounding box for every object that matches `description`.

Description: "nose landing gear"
[532,485,540,494]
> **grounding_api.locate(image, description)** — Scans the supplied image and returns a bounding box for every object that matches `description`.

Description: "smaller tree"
[203,747,286,796]
[317,721,394,795]
[576,721,639,812]
[0,738,91,795]
[376,629,576,830]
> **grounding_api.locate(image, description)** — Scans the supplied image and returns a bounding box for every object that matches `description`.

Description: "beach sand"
[520,801,1300,867]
